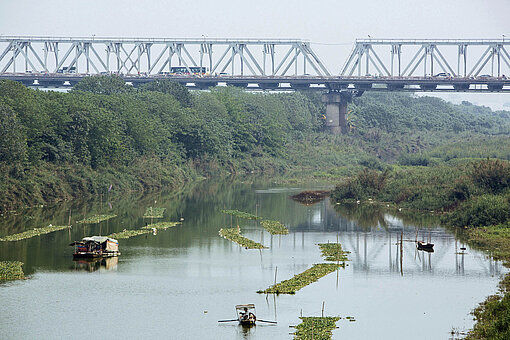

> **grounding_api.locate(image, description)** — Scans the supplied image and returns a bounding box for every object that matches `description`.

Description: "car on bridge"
[434,72,452,79]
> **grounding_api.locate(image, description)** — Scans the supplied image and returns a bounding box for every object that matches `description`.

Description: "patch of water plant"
[142,221,181,229]
[293,316,341,340]
[220,209,260,220]
[108,229,151,239]
[76,214,117,224]
[0,261,25,280]
[219,228,266,249]
[0,225,70,242]
[143,207,166,218]
[260,220,289,235]
[318,243,350,262]
[257,263,342,294]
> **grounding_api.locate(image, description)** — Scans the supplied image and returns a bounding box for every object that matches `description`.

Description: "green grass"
[76,214,117,224]
[218,227,266,249]
[293,316,341,340]
[0,261,25,280]
[260,220,289,235]
[257,263,342,294]
[220,209,260,220]
[0,225,70,242]
[318,243,350,262]
[142,221,181,229]
[108,229,151,239]
[143,207,166,218]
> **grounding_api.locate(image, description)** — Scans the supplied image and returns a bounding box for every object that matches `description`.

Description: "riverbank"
[331,158,510,337]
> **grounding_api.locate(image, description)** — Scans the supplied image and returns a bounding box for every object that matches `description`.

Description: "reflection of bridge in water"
[289,199,503,278]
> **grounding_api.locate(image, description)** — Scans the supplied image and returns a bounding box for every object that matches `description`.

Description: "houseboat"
[70,236,120,258]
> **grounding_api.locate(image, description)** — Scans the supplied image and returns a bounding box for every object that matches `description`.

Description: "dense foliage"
[1,76,510,213]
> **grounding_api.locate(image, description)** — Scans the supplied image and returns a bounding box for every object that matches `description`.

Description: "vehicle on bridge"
[162,66,208,76]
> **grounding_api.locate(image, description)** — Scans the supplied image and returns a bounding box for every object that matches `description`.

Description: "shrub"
[443,194,510,227]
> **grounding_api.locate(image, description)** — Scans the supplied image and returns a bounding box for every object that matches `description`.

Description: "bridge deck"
[2,73,509,92]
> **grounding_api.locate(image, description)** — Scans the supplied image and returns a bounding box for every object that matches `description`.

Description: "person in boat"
[240,307,252,321]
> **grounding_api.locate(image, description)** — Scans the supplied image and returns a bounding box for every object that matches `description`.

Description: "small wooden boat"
[236,304,257,326]
[70,236,120,258]
[417,241,434,252]
[218,304,276,326]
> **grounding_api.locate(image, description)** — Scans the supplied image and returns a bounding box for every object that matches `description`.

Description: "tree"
[139,80,192,107]
[72,75,134,95]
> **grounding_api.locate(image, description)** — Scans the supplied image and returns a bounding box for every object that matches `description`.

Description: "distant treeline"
[1,75,510,211]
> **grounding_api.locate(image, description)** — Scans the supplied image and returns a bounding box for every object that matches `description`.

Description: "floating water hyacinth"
[141,222,181,229]
[0,261,25,280]
[257,263,341,294]
[220,209,260,220]
[0,225,70,242]
[293,316,341,340]
[260,220,289,235]
[108,229,151,239]
[318,243,350,262]
[219,228,266,249]
[143,207,166,218]
[76,214,117,224]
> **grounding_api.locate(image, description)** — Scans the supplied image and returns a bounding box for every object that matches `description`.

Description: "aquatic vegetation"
[0,225,70,242]
[220,209,260,220]
[218,228,266,249]
[76,214,117,224]
[257,263,342,294]
[318,243,350,262]
[144,207,166,218]
[290,190,329,205]
[0,261,25,280]
[142,222,181,229]
[108,229,151,239]
[260,220,289,235]
[293,316,341,340]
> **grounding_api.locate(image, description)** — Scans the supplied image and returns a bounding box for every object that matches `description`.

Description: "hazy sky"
[0,0,509,108]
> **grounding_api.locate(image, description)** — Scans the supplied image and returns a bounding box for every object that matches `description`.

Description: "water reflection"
[71,256,118,272]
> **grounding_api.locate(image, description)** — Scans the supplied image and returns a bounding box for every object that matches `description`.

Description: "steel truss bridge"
[0,36,509,92]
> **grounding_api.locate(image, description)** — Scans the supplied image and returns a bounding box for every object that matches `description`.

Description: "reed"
[220,209,260,220]
[260,220,289,235]
[293,316,341,340]
[108,229,151,239]
[219,228,266,249]
[142,222,181,229]
[76,214,117,224]
[257,263,341,294]
[318,243,350,262]
[0,261,25,280]
[143,207,166,218]
[0,225,70,242]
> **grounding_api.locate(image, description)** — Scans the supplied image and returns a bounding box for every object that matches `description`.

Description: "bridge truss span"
[340,39,510,78]
[0,36,331,77]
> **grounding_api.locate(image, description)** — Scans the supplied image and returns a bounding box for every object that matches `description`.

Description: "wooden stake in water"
[400,231,403,276]
[274,266,278,286]
[322,301,325,317]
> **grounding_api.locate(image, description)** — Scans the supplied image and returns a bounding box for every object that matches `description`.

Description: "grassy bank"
[331,158,510,337]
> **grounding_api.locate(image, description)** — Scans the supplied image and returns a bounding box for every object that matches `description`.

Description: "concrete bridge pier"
[321,90,352,134]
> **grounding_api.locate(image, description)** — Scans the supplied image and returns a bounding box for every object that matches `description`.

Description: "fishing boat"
[236,304,257,326]
[218,304,276,326]
[417,241,434,251]
[69,236,120,258]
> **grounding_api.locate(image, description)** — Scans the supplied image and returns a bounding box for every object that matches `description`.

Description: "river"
[0,179,505,339]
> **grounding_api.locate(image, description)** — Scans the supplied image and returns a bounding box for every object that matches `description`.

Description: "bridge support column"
[321,91,352,134]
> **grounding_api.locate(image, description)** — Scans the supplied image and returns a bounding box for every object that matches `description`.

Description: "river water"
[0,179,505,339]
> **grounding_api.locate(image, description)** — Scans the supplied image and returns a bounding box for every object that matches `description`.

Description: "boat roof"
[70,236,118,244]
[235,304,255,310]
